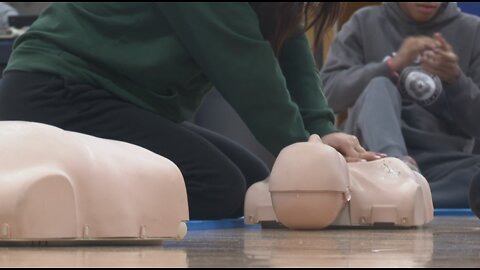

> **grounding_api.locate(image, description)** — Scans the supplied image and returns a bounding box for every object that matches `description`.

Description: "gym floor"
[1,215,479,267]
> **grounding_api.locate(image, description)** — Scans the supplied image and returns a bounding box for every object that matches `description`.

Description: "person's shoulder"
[450,11,480,38]
[157,2,250,10]
[156,2,255,19]
[457,12,480,28]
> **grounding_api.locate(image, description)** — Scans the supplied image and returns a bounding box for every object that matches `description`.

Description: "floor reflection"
[242,227,434,267]
[0,246,187,267]
[1,217,479,267]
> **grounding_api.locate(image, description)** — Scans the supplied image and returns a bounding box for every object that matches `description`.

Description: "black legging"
[0,71,270,220]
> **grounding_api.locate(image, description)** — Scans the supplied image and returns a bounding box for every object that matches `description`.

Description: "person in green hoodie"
[320,2,480,212]
[0,3,380,220]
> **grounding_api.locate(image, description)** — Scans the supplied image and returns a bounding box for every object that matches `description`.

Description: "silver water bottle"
[399,66,443,106]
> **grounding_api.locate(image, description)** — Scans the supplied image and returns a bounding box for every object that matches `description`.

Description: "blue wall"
[458,2,480,16]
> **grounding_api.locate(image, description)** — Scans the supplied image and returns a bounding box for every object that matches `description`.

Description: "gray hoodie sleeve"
[320,15,393,113]
[444,25,480,137]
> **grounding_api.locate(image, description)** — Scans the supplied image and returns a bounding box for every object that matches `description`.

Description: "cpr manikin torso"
[245,136,433,229]
[0,121,189,244]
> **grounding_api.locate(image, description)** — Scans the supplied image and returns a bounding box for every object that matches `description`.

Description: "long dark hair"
[249,2,342,54]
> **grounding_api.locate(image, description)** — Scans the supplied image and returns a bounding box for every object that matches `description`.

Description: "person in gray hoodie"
[320,2,480,213]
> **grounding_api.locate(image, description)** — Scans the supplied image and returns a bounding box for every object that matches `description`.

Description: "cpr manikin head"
[245,135,433,229]
[268,135,349,229]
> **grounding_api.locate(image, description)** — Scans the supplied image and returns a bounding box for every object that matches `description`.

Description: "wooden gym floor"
[0,215,479,268]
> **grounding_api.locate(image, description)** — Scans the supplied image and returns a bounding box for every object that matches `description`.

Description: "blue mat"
[187,218,259,230]
[434,208,474,216]
[186,209,475,230]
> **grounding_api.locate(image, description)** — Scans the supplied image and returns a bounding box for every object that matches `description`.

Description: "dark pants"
[0,71,270,220]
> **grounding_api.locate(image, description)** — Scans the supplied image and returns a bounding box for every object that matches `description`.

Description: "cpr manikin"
[245,135,433,229]
[0,121,189,244]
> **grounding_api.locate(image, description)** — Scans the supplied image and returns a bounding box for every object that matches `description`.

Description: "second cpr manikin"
[245,135,433,229]
[0,121,189,244]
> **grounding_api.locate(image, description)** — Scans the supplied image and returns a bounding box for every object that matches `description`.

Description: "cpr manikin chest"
[0,121,189,244]
[245,135,433,229]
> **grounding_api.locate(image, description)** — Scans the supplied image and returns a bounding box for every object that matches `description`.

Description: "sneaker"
[401,155,420,173]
